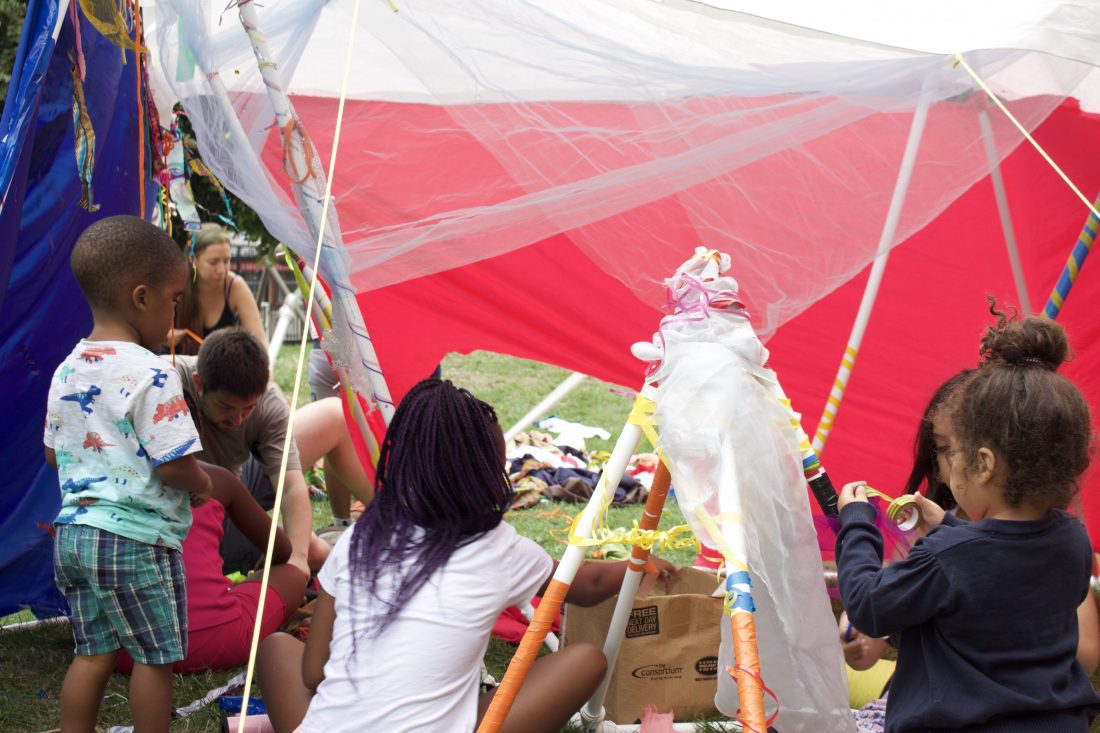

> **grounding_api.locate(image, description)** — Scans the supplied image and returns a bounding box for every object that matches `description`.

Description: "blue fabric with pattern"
[0,0,155,616]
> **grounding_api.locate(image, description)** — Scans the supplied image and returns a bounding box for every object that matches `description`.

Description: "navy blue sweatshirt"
[837,503,1100,732]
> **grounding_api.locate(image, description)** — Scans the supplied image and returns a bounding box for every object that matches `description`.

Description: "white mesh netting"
[142,3,1100,726]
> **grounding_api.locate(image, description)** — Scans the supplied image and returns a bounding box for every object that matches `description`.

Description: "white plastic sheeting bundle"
[637,248,852,732]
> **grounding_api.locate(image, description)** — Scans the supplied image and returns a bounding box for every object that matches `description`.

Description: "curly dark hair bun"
[979,297,1067,370]
[954,298,1090,509]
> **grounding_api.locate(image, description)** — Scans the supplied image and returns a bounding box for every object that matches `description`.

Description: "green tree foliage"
[0,0,27,119]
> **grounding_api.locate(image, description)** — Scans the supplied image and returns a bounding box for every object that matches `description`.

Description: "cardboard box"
[562,565,724,724]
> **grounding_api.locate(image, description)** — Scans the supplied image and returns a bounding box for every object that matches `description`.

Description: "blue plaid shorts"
[53,524,187,665]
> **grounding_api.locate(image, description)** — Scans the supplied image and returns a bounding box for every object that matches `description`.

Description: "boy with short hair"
[45,215,212,732]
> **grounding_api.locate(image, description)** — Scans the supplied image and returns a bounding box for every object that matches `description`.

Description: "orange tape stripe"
[730,612,767,733]
[630,460,672,566]
[477,578,571,732]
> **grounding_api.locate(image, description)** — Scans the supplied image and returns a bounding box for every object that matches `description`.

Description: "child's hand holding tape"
[838,481,946,532]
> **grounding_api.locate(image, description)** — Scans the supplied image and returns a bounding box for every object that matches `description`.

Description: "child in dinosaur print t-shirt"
[47,215,214,733]
[45,340,202,548]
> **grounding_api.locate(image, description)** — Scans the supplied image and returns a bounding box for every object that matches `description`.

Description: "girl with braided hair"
[836,308,1100,732]
[258,378,669,732]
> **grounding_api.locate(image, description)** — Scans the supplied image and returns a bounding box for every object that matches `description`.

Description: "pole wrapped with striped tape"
[1043,198,1099,320]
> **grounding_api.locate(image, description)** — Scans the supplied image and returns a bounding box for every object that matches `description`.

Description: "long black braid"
[347,378,514,643]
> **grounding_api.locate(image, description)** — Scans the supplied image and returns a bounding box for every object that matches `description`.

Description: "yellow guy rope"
[952,53,1100,222]
[237,0,365,728]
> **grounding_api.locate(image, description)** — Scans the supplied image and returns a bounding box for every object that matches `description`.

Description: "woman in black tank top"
[169,223,269,355]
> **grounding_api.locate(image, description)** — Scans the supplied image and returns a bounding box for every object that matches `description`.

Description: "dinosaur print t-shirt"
[44,340,203,550]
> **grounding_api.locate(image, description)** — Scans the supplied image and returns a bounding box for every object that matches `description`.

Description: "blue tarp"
[0,0,150,616]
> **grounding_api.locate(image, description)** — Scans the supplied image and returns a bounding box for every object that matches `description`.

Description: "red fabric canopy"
[334,101,1100,544]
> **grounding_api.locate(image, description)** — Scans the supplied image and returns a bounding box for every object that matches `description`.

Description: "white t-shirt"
[44,340,202,550]
[302,522,552,733]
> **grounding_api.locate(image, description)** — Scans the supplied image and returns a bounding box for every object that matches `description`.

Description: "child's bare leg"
[257,632,313,733]
[130,662,173,732]
[60,651,117,733]
[479,642,608,733]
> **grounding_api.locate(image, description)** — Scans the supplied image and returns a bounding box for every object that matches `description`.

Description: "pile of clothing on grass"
[506,417,658,509]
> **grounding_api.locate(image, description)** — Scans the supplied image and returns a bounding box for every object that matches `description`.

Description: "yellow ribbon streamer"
[567,515,699,554]
[693,505,749,576]
[628,394,661,452]
[561,393,702,554]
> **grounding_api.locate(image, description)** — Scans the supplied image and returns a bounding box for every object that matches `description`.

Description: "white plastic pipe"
[504,372,588,443]
[811,94,932,454]
[711,449,770,726]
[267,290,303,364]
[0,616,68,632]
[555,422,643,582]
[579,550,649,725]
[978,109,1032,315]
[484,421,643,731]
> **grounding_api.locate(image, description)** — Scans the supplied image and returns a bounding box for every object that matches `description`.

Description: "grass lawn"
[13,346,1094,731]
[0,347,707,732]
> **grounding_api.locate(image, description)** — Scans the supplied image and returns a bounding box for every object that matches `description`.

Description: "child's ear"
[131,283,150,311]
[976,447,997,485]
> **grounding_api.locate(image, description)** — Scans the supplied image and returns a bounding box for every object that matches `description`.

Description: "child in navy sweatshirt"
[837,311,1100,732]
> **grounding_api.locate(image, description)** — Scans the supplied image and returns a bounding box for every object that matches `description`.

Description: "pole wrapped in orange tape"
[628,461,671,568]
[478,578,571,732]
[730,610,767,732]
